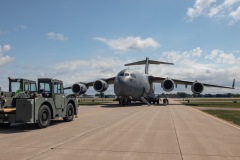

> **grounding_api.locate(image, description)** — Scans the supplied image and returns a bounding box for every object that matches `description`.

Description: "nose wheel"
[119,97,131,106]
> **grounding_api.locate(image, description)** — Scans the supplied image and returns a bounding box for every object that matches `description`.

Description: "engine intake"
[72,83,87,94]
[93,80,109,92]
[162,78,174,92]
[191,82,204,94]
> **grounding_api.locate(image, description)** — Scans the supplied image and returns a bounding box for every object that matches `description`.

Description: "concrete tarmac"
[0,99,240,160]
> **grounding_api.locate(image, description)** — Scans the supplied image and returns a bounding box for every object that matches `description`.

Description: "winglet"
[232,79,235,89]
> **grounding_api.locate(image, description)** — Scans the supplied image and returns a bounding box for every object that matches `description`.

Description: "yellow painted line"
[188,106,240,130]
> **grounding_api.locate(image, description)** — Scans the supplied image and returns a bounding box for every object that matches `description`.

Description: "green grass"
[182,98,240,102]
[182,101,240,108]
[203,110,240,126]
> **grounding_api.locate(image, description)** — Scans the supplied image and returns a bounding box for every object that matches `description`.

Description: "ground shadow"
[100,102,174,108]
[0,119,65,134]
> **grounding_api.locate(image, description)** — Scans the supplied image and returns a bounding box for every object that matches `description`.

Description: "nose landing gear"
[119,97,131,106]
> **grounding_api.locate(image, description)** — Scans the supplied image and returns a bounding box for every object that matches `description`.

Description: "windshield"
[11,82,21,92]
[39,82,51,92]
[118,71,132,77]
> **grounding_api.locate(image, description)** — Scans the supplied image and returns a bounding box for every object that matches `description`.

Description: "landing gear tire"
[127,99,131,106]
[37,105,51,129]
[119,98,131,106]
[63,103,75,122]
[120,99,125,106]
[0,123,11,128]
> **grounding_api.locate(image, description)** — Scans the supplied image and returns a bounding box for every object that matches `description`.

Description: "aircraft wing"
[64,76,116,94]
[84,76,116,87]
[149,76,235,89]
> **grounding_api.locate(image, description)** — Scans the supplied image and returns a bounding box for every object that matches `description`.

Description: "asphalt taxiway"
[0,99,240,160]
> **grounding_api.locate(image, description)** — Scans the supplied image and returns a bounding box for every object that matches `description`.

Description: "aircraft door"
[53,82,65,109]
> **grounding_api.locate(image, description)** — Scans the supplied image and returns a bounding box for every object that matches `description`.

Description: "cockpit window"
[118,72,124,76]
[131,73,136,78]
[118,71,133,77]
[124,73,130,76]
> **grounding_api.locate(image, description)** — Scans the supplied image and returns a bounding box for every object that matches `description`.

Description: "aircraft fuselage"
[114,69,152,101]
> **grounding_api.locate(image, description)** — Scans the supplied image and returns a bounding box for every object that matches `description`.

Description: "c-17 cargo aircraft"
[66,57,235,106]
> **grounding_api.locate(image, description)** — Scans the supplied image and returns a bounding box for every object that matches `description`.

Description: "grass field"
[203,110,240,126]
[182,101,240,108]
[180,98,240,126]
[180,98,240,102]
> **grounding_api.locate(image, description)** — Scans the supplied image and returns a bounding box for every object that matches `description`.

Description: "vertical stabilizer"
[232,79,235,89]
[124,57,174,74]
[145,57,149,74]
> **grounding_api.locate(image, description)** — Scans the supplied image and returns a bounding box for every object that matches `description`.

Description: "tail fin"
[124,57,174,74]
[232,79,235,89]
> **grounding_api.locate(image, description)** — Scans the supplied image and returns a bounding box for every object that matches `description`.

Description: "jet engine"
[162,78,174,92]
[191,81,204,94]
[93,80,109,92]
[72,83,87,94]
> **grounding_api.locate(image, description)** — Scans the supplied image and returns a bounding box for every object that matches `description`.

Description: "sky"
[0,0,239,95]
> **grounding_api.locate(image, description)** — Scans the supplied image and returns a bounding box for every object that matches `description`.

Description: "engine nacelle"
[162,78,174,92]
[72,83,87,94]
[191,81,204,94]
[93,80,109,92]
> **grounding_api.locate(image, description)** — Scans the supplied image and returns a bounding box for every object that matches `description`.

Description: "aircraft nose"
[114,76,133,96]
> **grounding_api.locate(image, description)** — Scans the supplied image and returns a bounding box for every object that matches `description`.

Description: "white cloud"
[190,47,202,57]
[205,49,239,64]
[162,47,203,63]
[94,36,160,52]
[46,32,68,41]
[0,44,15,66]
[205,49,220,60]
[54,57,125,84]
[187,0,216,20]
[229,5,240,23]
[1,44,11,52]
[209,0,239,17]
[187,0,240,24]
[217,52,237,64]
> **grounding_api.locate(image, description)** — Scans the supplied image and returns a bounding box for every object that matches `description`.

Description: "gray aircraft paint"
[114,69,151,101]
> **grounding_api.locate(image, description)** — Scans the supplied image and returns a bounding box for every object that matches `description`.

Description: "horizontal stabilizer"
[124,57,174,74]
[125,59,174,66]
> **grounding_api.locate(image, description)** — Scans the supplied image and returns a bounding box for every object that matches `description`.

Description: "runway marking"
[187,106,240,130]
